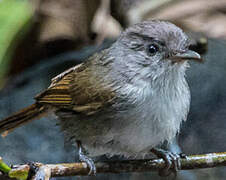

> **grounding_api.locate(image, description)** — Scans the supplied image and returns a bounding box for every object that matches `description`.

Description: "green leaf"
[0,0,33,87]
[0,157,11,173]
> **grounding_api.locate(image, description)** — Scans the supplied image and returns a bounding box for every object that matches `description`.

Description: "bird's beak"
[171,50,203,63]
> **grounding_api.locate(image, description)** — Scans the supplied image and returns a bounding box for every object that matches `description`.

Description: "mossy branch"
[1,152,226,180]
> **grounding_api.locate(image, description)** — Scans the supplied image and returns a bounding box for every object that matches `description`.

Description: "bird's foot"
[151,148,182,177]
[77,141,96,175]
[27,162,41,179]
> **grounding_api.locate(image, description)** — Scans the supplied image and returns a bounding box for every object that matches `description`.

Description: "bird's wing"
[35,66,75,106]
[35,51,115,115]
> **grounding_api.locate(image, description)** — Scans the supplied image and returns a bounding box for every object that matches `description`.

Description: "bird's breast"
[61,76,190,157]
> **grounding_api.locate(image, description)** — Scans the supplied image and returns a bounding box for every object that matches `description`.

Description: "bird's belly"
[57,85,186,157]
[59,108,180,157]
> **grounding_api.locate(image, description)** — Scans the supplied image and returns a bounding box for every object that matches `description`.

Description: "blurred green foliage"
[0,157,11,173]
[0,0,33,88]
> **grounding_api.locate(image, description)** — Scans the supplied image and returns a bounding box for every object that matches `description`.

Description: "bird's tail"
[0,103,47,137]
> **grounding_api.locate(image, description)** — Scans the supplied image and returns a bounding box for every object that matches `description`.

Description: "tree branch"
[1,152,226,179]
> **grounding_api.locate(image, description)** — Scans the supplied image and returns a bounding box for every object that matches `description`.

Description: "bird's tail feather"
[0,103,47,137]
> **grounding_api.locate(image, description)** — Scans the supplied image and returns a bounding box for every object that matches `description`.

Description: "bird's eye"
[147,44,159,56]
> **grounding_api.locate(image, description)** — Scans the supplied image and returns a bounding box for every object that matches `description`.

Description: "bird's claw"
[179,152,187,159]
[79,152,96,175]
[151,148,182,177]
[27,162,41,179]
[77,140,96,175]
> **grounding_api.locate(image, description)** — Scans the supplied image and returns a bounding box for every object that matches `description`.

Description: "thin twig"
[1,152,226,179]
[31,165,51,180]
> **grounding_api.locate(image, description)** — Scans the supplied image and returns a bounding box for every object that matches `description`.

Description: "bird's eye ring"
[147,44,159,56]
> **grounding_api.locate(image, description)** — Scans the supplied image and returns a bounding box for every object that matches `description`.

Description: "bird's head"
[113,20,202,81]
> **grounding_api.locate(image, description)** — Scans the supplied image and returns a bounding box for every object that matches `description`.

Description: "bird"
[0,20,202,175]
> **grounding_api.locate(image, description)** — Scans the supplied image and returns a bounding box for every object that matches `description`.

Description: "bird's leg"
[150,148,182,177]
[76,140,96,175]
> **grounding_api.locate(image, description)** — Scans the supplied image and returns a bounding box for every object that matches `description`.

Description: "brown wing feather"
[35,70,74,106]
[36,51,116,115]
